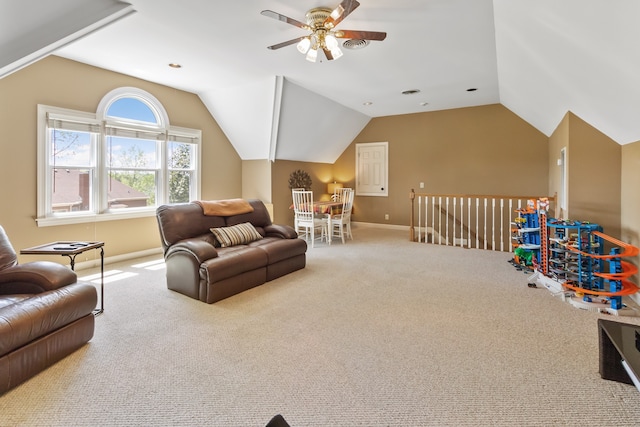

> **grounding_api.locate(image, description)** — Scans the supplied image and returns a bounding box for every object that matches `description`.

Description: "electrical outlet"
[419,182,425,189]
[384,214,389,220]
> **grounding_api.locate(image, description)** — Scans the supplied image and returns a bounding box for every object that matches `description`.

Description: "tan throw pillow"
[210,222,263,247]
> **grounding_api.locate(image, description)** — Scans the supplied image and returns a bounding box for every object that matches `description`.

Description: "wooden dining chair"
[330,188,354,243]
[291,189,328,248]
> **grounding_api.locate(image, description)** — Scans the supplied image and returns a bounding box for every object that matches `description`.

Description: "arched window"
[106,97,159,124]
[37,88,201,225]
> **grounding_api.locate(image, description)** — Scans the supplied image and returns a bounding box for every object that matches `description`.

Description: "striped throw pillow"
[210,222,263,248]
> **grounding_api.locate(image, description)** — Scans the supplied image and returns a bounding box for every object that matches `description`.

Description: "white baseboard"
[352,221,410,231]
[74,247,163,271]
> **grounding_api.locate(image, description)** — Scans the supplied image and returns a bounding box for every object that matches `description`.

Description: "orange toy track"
[560,231,639,297]
[562,280,639,297]
[593,260,638,280]
[564,231,640,259]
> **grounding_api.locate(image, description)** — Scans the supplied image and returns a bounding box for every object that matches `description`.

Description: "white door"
[356,142,388,196]
[559,147,568,218]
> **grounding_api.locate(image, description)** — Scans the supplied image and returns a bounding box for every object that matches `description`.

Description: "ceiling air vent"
[342,39,370,50]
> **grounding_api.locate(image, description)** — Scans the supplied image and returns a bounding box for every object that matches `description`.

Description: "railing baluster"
[424,195,428,243]
[483,198,488,250]
[453,197,457,246]
[444,197,449,245]
[491,198,496,251]
[475,198,480,249]
[438,197,442,244]
[467,197,471,248]
[418,195,422,242]
[500,199,504,252]
[431,196,435,244]
[509,199,514,252]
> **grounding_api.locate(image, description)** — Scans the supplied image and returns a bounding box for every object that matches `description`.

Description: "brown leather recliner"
[0,226,97,395]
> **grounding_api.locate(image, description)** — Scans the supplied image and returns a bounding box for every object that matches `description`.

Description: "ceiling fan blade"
[261,10,310,30]
[324,0,360,28]
[323,48,335,61]
[335,30,387,41]
[267,37,306,50]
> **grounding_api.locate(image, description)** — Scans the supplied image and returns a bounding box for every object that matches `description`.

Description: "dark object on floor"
[0,225,97,395]
[598,318,640,390]
[265,414,291,427]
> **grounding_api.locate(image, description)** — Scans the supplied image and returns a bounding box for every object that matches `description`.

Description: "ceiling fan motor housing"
[306,8,333,29]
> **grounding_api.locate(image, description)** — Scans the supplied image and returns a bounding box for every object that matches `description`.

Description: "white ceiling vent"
[342,39,370,50]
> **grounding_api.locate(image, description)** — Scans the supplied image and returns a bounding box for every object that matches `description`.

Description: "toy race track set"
[510,198,640,316]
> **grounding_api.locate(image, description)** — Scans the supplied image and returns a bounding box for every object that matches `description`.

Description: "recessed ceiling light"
[402,89,421,95]
[363,101,373,106]
[420,102,429,106]
[466,88,477,92]
[168,63,182,68]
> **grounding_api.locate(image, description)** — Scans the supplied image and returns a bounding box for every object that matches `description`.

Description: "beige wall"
[242,159,272,202]
[0,56,241,263]
[242,159,273,220]
[332,104,549,225]
[566,113,621,238]
[621,141,640,279]
[548,112,622,243]
[548,114,569,219]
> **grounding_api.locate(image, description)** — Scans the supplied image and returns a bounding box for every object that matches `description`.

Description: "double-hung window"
[37,87,201,226]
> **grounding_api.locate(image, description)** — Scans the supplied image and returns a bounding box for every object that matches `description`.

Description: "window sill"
[36,209,156,227]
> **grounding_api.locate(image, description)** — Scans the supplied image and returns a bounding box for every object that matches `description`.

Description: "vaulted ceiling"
[3,1,639,163]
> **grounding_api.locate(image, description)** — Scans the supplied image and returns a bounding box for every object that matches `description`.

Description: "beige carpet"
[1,226,640,426]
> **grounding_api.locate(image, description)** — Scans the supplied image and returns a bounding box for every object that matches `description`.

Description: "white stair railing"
[409,189,556,252]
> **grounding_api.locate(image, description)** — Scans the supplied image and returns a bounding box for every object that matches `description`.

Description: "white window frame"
[36,88,201,227]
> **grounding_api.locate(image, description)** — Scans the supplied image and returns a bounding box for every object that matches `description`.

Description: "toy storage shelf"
[511,209,541,253]
[546,219,603,290]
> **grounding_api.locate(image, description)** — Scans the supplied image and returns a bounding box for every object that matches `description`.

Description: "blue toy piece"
[607,247,623,310]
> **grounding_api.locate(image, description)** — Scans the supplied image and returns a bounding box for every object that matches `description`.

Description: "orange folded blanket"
[195,198,254,216]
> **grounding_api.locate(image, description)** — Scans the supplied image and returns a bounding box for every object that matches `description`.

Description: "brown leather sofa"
[0,226,97,395]
[156,199,307,303]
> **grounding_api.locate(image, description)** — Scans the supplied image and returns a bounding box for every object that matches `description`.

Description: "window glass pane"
[168,141,194,169]
[50,129,92,166]
[107,170,156,209]
[107,136,159,169]
[52,168,92,213]
[169,171,192,203]
[107,97,158,124]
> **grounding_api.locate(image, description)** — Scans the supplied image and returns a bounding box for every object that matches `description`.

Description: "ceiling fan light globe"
[297,38,311,54]
[331,47,343,59]
[330,6,343,20]
[306,48,318,62]
[325,34,339,50]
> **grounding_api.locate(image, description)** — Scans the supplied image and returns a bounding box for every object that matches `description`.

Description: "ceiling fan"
[261,0,387,62]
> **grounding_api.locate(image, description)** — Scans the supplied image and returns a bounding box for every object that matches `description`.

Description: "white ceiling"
[2,0,639,162]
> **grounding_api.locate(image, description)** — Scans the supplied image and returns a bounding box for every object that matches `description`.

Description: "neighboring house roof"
[52,169,148,206]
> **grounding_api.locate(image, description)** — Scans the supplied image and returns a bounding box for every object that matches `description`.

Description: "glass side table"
[20,241,105,315]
